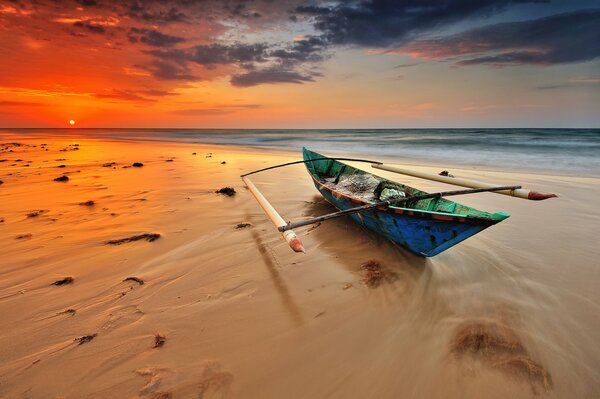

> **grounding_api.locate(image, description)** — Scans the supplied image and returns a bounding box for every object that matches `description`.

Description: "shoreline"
[2,131,599,179]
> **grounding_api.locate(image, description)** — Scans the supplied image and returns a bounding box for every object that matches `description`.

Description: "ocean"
[2,128,599,176]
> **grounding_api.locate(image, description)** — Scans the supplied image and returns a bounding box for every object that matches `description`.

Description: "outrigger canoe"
[240,148,556,257]
[302,148,509,256]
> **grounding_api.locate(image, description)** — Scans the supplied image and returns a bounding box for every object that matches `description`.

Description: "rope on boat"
[240,157,382,177]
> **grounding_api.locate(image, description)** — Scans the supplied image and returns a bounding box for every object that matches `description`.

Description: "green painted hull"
[303,148,509,256]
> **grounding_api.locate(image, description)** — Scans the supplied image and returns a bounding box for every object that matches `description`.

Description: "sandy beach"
[1,135,599,398]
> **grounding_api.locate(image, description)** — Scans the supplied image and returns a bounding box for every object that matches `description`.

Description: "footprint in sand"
[101,305,144,331]
[198,362,234,399]
[136,367,172,396]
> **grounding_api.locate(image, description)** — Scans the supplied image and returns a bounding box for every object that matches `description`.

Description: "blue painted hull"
[303,148,508,257]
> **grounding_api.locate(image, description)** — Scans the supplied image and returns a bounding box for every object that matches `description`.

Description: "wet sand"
[1,136,599,398]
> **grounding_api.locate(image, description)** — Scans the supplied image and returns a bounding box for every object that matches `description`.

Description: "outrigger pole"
[242,175,306,253]
[372,164,557,200]
[241,157,381,254]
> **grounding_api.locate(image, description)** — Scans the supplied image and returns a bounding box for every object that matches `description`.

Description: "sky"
[0,0,599,128]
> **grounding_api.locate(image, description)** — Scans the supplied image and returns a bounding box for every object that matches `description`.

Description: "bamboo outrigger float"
[241,148,557,257]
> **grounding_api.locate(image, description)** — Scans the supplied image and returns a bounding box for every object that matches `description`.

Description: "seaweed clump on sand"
[79,200,95,206]
[153,334,166,348]
[27,210,46,218]
[235,223,251,229]
[123,276,144,285]
[52,277,74,286]
[106,233,161,245]
[54,175,69,182]
[451,320,553,393]
[360,260,398,288]
[216,187,236,196]
[74,333,97,345]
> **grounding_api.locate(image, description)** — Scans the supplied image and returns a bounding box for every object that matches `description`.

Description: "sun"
[69,119,75,125]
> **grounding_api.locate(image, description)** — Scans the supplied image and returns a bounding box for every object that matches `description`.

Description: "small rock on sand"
[79,200,95,206]
[132,162,144,167]
[54,175,69,182]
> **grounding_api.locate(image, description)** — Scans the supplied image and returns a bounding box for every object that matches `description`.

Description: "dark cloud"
[144,60,197,81]
[73,21,105,34]
[128,27,186,47]
[296,0,533,47]
[75,0,98,6]
[127,2,187,24]
[403,9,600,66]
[269,36,326,63]
[145,40,325,85]
[231,68,318,87]
[187,43,269,67]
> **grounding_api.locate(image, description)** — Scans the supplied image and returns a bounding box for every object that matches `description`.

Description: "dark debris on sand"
[52,277,74,286]
[102,162,116,167]
[27,210,46,218]
[123,276,144,285]
[153,334,166,348]
[58,308,77,316]
[216,187,236,196]
[15,233,32,240]
[360,260,398,288]
[106,233,161,245]
[74,334,97,345]
[451,320,553,393]
[235,223,252,229]
[221,161,226,164]
[79,200,95,206]
[54,175,69,182]
[132,162,144,167]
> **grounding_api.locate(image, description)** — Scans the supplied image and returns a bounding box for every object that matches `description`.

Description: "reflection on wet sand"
[250,228,304,327]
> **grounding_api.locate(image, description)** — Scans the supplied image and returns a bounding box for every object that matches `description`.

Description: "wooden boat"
[302,148,510,256]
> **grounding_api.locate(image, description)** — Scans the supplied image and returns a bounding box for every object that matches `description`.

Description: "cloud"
[296,0,530,47]
[535,75,600,90]
[231,68,318,87]
[73,20,105,33]
[145,39,325,85]
[127,3,188,24]
[400,9,600,66]
[187,43,269,67]
[144,60,197,81]
[173,103,261,115]
[0,100,45,106]
[93,88,179,102]
[128,27,186,47]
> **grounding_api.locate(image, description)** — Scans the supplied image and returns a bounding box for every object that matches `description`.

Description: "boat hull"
[303,148,507,257]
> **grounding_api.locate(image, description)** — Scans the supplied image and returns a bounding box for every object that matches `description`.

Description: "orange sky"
[1,1,598,128]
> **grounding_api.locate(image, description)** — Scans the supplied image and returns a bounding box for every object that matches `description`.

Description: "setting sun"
[69,120,75,125]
